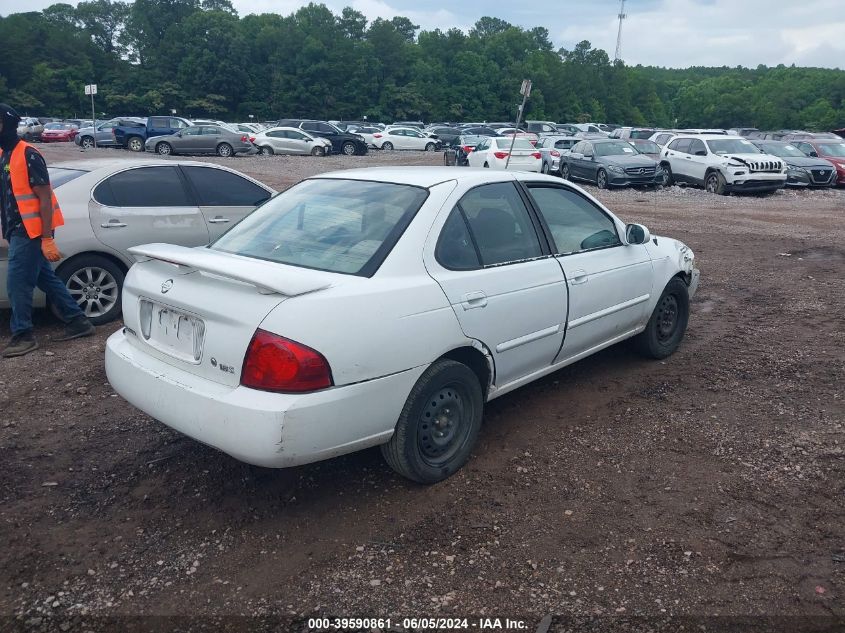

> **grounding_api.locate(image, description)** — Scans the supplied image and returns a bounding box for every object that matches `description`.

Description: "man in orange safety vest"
[1,104,94,357]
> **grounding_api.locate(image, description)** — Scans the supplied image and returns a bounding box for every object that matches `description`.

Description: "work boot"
[2,331,39,357]
[55,315,95,342]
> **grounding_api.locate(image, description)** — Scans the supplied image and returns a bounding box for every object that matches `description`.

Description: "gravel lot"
[2,143,844,632]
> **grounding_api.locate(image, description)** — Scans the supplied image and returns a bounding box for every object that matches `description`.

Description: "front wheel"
[705,171,727,195]
[341,141,357,155]
[635,277,690,359]
[54,254,125,325]
[596,169,608,189]
[381,141,394,151]
[381,359,483,484]
[561,164,571,180]
[155,142,172,155]
[216,143,233,157]
[425,142,436,152]
[661,164,673,187]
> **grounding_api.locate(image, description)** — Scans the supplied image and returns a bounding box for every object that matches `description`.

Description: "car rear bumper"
[105,329,424,468]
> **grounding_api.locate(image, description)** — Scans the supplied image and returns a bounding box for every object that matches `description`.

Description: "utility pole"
[505,79,531,170]
[614,0,626,64]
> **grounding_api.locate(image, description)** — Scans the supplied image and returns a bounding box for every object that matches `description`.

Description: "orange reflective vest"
[0,141,64,238]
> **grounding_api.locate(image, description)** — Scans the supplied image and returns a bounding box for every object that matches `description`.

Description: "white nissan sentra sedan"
[106,168,699,483]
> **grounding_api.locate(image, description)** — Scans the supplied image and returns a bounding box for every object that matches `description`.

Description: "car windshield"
[494,138,535,150]
[48,167,88,187]
[762,144,806,158]
[818,143,845,157]
[706,138,758,154]
[594,141,638,157]
[211,178,429,276]
[633,140,660,154]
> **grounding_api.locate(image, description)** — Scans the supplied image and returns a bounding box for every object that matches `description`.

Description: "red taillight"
[374,133,382,138]
[531,152,541,159]
[241,330,332,393]
[249,136,256,143]
[494,151,509,159]
[240,135,249,142]
[463,146,473,153]
[550,150,560,157]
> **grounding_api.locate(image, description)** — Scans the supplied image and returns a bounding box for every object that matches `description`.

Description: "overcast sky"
[3,0,844,69]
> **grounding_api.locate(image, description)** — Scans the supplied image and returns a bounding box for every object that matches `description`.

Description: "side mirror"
[809,151,818,157]
[695,150,707,156]
[176,131,182,137]
[625,223,651,245]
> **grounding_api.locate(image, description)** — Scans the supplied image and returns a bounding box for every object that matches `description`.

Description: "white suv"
[660,135,787,194]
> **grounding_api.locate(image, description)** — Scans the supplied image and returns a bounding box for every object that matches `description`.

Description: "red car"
[40,122,79,143]
[793,139,845,186]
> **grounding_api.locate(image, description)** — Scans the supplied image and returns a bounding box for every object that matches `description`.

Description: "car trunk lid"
[121,243,338,387]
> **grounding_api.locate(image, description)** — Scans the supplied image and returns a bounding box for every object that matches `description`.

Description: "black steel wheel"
[381,359,483,483]
[635,277,690,359]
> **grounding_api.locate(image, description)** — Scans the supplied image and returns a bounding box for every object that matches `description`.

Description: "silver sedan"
[145,125,258,157]
[0,159,275,324]
[252,127,333,156]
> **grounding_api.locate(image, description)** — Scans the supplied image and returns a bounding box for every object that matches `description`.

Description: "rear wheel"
[635,277,690,359]
[216,143,233,157]
[381,141,394,151]
[54,254,125,325]
[155,142,172,155]
[259,145,274,156]
[127,136,144,152]
[381,360,483,483]
[80,136,95,149]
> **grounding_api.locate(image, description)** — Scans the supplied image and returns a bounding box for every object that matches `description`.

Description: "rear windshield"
[48,168,88,188]
[211,178,429,276]
[494,138,534,150]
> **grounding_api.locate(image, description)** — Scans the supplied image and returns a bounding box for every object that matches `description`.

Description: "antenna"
[614,0,626,63]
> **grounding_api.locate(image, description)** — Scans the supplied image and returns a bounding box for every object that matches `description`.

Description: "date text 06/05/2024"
[306,617,528,630]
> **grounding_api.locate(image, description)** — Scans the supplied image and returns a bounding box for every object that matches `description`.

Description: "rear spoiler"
[128,243,333,296]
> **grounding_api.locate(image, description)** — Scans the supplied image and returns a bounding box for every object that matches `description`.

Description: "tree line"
[2,0,844,130]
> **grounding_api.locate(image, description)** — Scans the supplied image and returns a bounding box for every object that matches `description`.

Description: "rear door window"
[182,167,270,207]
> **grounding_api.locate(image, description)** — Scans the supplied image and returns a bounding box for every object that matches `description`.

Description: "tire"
[341,141,357,155]
[259,145,274,156]
[561,164,571,180]
[596,169,609,189]
[155,142,172,155]
[216,143,233,157]
[54,254,125,325]
[127,136,144,152]
[311,145,325,156]
[635,277,690,360]
[705,170,727,195]
[425,142,436,152]
[661,164,673,187]
[381,141,394,151]
[483,162,489,168]
[80,136,95,149]
[381,359,483,484]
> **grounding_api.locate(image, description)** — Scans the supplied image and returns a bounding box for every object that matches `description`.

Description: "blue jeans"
[7,226,84,335]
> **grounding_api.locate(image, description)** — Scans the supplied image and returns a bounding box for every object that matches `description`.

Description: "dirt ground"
[1,143,843,633]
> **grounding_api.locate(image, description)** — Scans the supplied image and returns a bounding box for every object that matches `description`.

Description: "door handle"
[100,220,127,228]
[208,217,230,224]
[461,291,487,310]
[569,269,589,285]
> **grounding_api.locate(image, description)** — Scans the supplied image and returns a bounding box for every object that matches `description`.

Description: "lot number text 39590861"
[307,617,528,630]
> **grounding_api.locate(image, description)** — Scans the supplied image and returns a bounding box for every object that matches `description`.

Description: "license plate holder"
[142,300,205,363]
